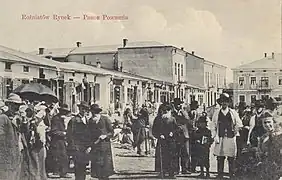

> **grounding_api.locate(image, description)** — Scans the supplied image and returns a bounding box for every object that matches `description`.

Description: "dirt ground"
[48,141,233,180]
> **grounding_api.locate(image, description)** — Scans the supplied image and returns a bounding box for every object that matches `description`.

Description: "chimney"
[272,52,275,59]
[181,47,184,50]
[123,38,128,47]
[76,41,81,47]
[39,48,44,55]
[192,51,195,55]
[264,53,267,58]
[96,61,101,68]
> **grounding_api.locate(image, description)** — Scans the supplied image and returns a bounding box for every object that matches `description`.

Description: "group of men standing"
[152,94,244,179]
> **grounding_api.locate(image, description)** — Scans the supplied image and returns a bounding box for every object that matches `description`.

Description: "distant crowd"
[0,93,282,180]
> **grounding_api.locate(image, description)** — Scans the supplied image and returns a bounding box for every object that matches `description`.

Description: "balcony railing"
[257,82,272,92]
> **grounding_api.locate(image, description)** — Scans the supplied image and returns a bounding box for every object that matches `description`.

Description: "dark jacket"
[88,115,114,178]
[0,113,22,180]
[67,114,91,162]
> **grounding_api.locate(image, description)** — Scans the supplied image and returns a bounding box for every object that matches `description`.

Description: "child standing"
[193,115,213,178]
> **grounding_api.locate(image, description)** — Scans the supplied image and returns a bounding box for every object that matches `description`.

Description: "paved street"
[48,142,231,180]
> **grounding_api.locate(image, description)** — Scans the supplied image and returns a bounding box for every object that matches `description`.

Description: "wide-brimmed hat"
[217,93,231,104]
[173,98,184,105]
[59,104,70,112]
[5,93,24,104]
[77,101,90,109]
[90,104,102,113]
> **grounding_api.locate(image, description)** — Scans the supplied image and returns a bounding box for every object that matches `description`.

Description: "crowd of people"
[1,91,282,180]
[0,93,114,180]
[151,93,282,179]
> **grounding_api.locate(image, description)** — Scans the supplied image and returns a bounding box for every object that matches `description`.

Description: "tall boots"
[216,156,236,179]
[216,157,225,178]
[228,157,235,178]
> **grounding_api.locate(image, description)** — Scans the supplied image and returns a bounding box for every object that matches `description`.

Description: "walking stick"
[148,130,151,154]
[159,139,164,179]
[145,129,148,155]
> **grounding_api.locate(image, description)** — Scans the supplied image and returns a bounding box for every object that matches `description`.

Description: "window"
[260,77,269,88]
[251,95,257,103]
[177,64,180,77]
[239,95,245,102]
[198,94,204,105]
[175,63,177,75]
[261,94,269,101]
[238,77,244,88]
[250,77,256,85]
[180,64,183,76]
[5,62,12,70]
[23,66,29,72]
[279,76,282,85]
[94,83,100,101]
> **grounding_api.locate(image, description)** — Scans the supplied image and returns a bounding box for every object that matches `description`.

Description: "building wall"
[118,47,174,83]
[185,54,205,88]
[172,49,186,84]
[204,61,226,107]
[67,53,116,70]
[233,69,282,105]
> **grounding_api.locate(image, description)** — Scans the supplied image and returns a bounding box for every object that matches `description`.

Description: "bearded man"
[152,102,178,179]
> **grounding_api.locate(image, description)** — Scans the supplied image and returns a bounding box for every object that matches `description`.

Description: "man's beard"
[162,112,172,119]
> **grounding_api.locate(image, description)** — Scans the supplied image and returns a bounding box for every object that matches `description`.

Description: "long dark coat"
[66,114,91,163]
[88,115,114,178]
[152,115,178,174]
[50,114,69,175]
[0,114,22,180]
[191,127,213,168]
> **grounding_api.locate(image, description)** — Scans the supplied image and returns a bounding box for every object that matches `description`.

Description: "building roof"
[0,45,66,69]
[65,62,153,81]
[233,53,282,70]
[29,41,167,57]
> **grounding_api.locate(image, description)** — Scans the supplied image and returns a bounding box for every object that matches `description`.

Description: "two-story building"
[232,52,282,106]
[31,39,227,108]
[185,52,227,108]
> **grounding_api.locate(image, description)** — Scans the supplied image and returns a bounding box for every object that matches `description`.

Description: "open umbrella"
[13,83,58,103]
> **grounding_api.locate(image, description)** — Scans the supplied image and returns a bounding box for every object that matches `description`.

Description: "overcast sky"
[0,0,281,82]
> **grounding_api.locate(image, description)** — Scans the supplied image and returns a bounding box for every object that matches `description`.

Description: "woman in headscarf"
[152,102,178,179]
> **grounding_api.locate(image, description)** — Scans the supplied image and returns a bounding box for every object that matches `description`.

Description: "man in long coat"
[152,102,178,179]
[50,104,71,178]
[67,101,91,180]
[88,104,114,180]
[210,93,243,178]
[0,93,25,180]
[172,98,192,174]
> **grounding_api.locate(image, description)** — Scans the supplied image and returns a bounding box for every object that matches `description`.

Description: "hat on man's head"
[217,93,231,104]
[173,98,184,105]
[77,101,89,109]
[90,104,102,113]
[59,104,70,112]
[5,93,23,104]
